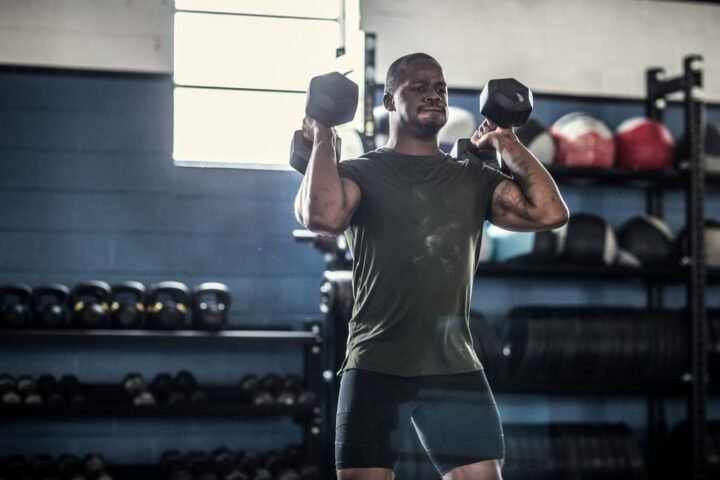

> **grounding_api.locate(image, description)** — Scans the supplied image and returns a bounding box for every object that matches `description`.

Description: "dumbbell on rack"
[192,282,231,330]
[159,446,319,480]
[32,284,71,328]
[71,281,112,329]
[110,281,146,329]
[239,374,317,407]
[0,284,32,329]
[146,282,192,330]
[289,72,359,175]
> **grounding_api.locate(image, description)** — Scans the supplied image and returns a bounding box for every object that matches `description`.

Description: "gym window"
[173,0,348,169]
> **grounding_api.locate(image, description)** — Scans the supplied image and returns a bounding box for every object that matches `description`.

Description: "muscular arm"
[294,117,361,235]
[472,121,569,232]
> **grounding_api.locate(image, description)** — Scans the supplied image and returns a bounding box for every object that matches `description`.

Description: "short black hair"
[384,52,439,96]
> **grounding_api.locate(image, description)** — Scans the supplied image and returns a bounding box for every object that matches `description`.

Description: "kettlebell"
[0,284,32,329]
[146,281,191,329]
[32,284,70,328]
[192,282,231,330]
[110,281,146,329]
[70,281,111,329]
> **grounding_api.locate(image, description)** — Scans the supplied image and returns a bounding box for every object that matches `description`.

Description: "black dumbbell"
[151,373,175,405]
[146,281,192,329]
[192,282,231,330]
[0,283,32,329]
[239,374,260,402]
[16,375,43,405]
[32,284,70,328]
[37,373,65,405]
[110,281,146,329]
[259,374,283,395]
[57,454,83,479]
[236,450,261,474]
[82,453,107,479]
[289,72,359,174]
[451,78,534,169]
[0,374,21,406]
[71,281,112,329]
[58,374,85,404]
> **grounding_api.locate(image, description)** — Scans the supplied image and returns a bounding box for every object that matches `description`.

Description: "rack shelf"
[0,403,317,420]
[548,166,720,189]
[0,328,321,347]
[475,263,687,281]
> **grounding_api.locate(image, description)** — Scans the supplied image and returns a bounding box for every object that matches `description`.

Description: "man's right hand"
[302,115,336,143]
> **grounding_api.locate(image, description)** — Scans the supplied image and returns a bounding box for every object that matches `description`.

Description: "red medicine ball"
[550,113,615,167]
[615,117,674,169]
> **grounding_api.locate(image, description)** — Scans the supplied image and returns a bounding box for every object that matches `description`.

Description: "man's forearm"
[301,130,346,229]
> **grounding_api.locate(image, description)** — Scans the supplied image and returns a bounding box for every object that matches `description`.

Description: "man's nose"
[425,91,442,103]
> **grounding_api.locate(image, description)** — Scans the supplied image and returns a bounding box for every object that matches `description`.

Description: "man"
[294,53,568,480]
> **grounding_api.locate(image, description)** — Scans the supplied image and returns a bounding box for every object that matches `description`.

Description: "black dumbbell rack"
[0,322,330,475]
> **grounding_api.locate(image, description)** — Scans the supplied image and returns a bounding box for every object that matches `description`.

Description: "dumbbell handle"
[289,130,342,175]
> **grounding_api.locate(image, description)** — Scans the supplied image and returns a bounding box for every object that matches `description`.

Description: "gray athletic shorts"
[335,368,505,476]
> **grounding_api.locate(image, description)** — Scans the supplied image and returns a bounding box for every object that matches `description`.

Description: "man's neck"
[384,135,441,156]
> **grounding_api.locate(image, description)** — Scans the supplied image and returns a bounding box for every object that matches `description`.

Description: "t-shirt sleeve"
[471,162,512,220]
[337,159,363,186]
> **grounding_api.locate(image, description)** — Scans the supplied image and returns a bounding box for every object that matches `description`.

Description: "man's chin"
[417,122,445,138]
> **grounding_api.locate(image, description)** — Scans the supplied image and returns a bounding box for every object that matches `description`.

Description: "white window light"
[173,1,347,169]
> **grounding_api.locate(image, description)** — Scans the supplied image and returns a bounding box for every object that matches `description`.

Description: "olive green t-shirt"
[337,147,507,377]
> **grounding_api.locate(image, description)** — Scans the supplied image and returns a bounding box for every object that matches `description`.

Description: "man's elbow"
[305,213,348,236]
[541,204,570,230]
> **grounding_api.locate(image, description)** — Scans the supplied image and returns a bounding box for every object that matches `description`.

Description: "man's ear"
[383,93,395,112]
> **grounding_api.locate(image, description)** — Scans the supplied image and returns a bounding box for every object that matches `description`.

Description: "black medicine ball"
[616,216,675,267]
[556,213,618,266]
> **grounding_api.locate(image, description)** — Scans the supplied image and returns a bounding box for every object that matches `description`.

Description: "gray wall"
[1,0,719,100]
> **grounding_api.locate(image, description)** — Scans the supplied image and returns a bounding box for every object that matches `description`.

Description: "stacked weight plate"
[501,306,688,389]
[503,423,645,480]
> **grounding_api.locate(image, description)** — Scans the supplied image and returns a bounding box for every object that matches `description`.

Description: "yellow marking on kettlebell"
[101,302,109,311]
[136,302,145,312]
[74,301,85,312]
[111,301,120,312]
[177,303,187,314]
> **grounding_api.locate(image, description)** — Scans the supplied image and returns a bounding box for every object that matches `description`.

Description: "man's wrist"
[313,127,335,143]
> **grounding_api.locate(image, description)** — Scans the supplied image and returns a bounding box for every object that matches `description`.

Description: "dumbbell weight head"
[58,374,85,404]
[0,283,32,328]
[289,130,343,175]
[123,372,147,398]
[0,374,15,395]
[32,284,70,328]
[110,281,146,329]
[174,370,198,394]
[239,374,260,402]
[146,281,192,329]
[211,448,237,476]
[70,281,112,329]
[192,282,231,330]
[82,453,107,479]
[41,375,67,405]
[479,78,533,129]
[259,373,283,395]
[1,381,22,405]
[306,72,359,127]
[453,78,534,171]
[151,373,175,404]
[289,71,358,174]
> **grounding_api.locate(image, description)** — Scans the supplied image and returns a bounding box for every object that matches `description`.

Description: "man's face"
[386,59,448,137]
